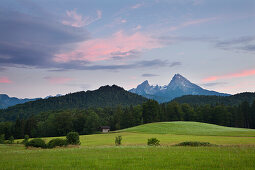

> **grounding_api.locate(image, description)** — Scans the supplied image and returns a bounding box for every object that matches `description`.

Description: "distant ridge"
[129,74,230,103]
[0,94,64,109]
[0,85,147,121]
[0,94,39,109]
[172,92,255,106]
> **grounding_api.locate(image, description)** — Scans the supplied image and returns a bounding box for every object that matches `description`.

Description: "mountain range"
[0,74,231,109]
[129,74,230,103]
[0,94,63,109]
[0,94,39,109]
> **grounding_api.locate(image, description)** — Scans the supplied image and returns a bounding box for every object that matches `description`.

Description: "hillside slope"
[120,121,255,137]
[172,92,255,106]
[0,85,147,121]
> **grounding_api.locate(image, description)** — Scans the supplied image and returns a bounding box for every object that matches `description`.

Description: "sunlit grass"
[1,144,255,169]
[120,121,255,137]
[15,121,255,146]
[9,121,255,169]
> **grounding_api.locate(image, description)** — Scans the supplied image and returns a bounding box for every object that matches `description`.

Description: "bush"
[66,132,80,145]
[0,134,5,144]
[8,136,14,144]
[115,136,122,146]
[176,141,213,147]
[22,135,29,144]
[147,138,160,146]
[4,140,12,144]
[25,138,46,148]
[47,138,68,148]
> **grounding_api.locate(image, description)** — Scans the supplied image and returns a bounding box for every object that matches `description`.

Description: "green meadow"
[1,121,255,169]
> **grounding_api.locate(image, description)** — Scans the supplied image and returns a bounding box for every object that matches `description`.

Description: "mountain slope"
[129,74,230,103]
[120,121,255,137]
[0,94,38,109]
[172,92,255,106]
[0,85,147,121]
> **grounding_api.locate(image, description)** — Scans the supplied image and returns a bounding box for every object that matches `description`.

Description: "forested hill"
[172,92,255,106]
[0,85,147,121]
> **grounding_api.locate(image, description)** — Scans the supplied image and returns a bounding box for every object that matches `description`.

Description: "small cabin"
[100,126,110,133]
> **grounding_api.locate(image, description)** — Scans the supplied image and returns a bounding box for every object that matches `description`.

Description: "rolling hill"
[120,121,255,137]
[0,85,147,121]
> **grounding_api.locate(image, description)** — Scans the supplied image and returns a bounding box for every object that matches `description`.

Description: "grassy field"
[38,121,255,146]
[2,121,255,169]
[1,145,255,169]
[120,121,255,136]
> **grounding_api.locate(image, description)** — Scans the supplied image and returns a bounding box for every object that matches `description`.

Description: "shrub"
[66,132,80,145]
[176,141,214,147]
[47,138,68,148]
[0,134,5,144]
[8,136,14,144]
[115,136,122,146]
[22,135,29,144]
[25,138,46,148]
[5,140,12,144]
[147,138,160,146]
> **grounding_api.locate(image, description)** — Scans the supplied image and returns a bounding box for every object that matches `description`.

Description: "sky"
[0,0,254,98]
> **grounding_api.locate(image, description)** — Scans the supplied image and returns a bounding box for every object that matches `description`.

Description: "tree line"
[0,100,255,139]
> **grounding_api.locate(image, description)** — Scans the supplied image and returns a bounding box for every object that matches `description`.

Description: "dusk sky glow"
[0,0,254,98]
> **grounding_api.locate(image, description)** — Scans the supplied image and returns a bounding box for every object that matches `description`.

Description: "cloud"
[200,82,227,87]
[111,50,141,60]
[242,45,255,51]
[215,36,255,52]
[157,35,214,45]
[169,17,218,31]
[121,19,127,23]
[169,61,182,67]
[159,35,255,53]
[192,0,204,5]
[0,8,89,69]
[132,3,144,9]
[51,59,179,71]
[203,69,255,82]
[142,74,159,77]
[44,76,73,84]
[133,25,142,30]
[0,76,12,83]
[62,9,102,27]
[54,31,162,62]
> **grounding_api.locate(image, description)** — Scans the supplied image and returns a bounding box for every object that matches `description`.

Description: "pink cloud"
[203,69,255,82]
[132,3,144,9]
[0,77,12,83]
[44,77,73,84]
[54,31,162,62]
[169,17,218,31]
[192,0,204,5]
[62,9,102,27]
[121,19,127,23]
[97,10,102,19]
[133,25,142,30]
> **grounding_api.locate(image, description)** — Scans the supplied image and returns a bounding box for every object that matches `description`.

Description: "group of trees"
[0,100,255,139]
